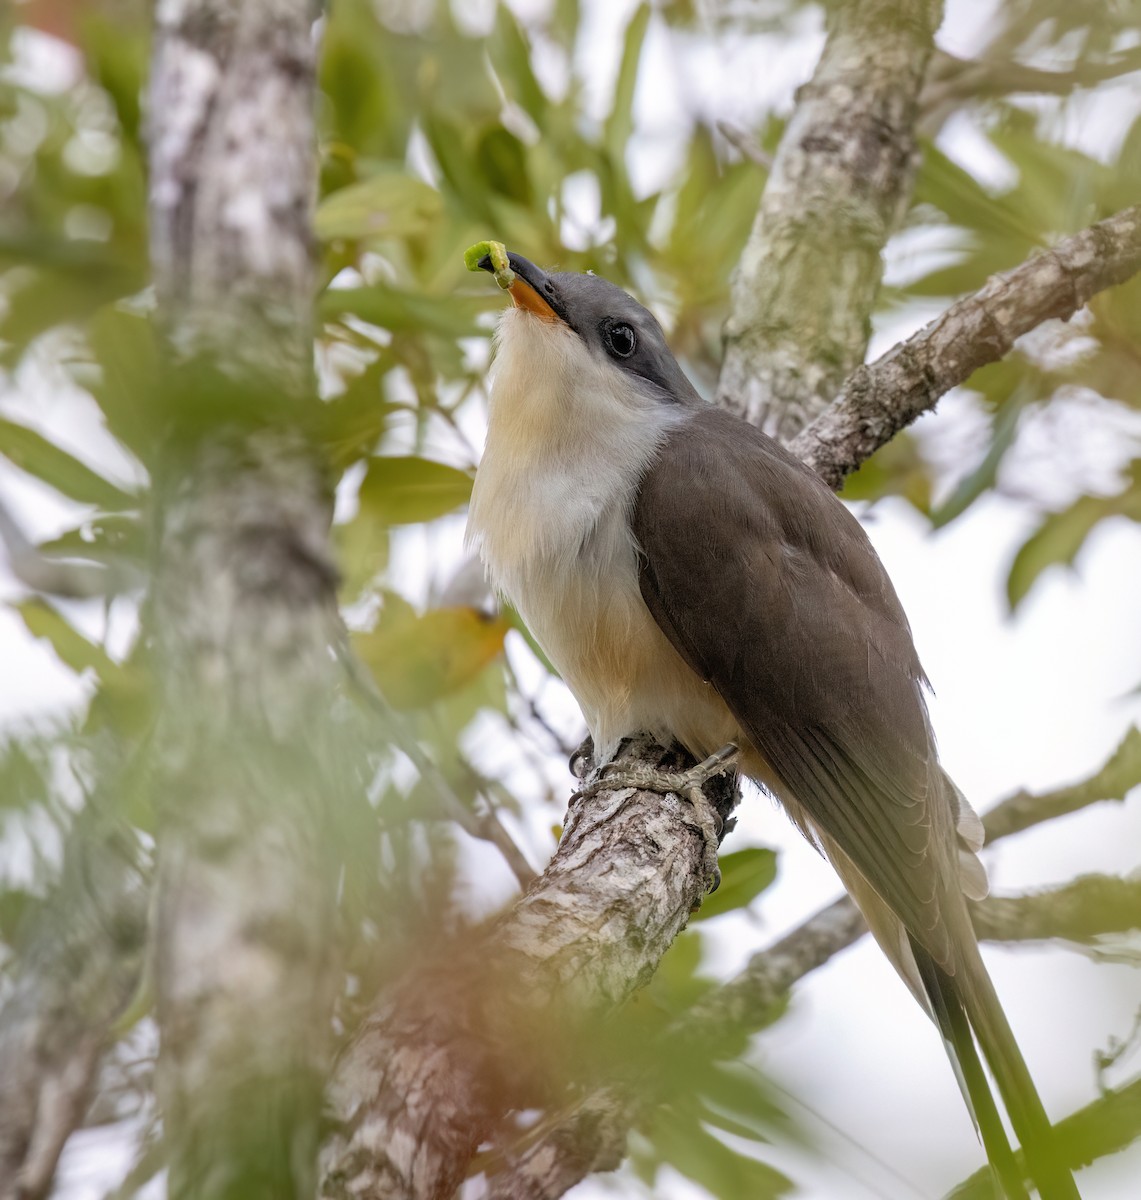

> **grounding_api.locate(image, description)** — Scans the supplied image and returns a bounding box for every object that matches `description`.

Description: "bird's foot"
[575,742,739,802]
[572,744,739,893]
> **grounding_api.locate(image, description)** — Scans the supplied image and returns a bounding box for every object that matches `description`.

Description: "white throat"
[467,310,733,759]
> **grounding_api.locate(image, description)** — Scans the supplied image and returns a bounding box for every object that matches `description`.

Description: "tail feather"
[913,933,1080,1200]
[912,938,1028,1200]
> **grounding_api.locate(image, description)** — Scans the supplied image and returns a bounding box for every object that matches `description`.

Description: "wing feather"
[633,408,959,967]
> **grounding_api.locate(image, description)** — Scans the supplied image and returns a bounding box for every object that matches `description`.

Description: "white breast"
[467,311,737,761]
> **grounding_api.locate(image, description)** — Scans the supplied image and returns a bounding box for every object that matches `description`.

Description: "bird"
[465,248,1079,1200]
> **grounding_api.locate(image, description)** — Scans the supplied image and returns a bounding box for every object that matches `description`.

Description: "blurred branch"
[946,1075,1141,1200]
[970,874,1141,945]
[0,810,148,1200]
[921,45,1141,133]
[982,726,1141,843]
[715,120,774,170]
[318,736,738,1200]
[146,4,350,1200]
[0,495,128,598]
[716,0,943,441]
[792,205,1141,488]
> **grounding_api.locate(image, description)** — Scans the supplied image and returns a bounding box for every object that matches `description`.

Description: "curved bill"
[475,251,568,324]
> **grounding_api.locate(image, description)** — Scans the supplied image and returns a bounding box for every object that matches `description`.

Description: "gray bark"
[792,205,1141,489]
[716,0,942,440]
[319,737,738,1200]
[146,3,349,1198]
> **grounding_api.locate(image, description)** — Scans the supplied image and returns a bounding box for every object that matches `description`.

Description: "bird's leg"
[572,743,740,893]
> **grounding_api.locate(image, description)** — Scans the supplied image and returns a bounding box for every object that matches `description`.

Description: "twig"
[921,45,1141,134]
[791,205,1141,488]
[970,874,1141,945]
[715,120,773,170]
[0,495,126,598]
[982,726,1141,843]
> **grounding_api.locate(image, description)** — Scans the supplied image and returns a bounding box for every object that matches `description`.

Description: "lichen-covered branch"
[149,0,320,384]
[971,875,1141,945]
[716,0,943,440]
[981,726,1141,844]
[791,205,1141,488]
[146,4,351,1199]
[318,737,737,1200]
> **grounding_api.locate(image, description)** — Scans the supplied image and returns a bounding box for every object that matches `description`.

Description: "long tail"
[911,935,1080,1200]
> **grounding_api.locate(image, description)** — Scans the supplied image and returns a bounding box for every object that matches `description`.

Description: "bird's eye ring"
[603,321,637,359]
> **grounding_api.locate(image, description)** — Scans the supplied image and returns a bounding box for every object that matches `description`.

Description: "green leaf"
[14,599,118,680]
[840,431,932,514]
[694,846,777,921]
[85,306,165,461]
[1007,463,1141,610]
[0,417,134,510]
[648,929,712,1013]
[357,456,473,526]
[645,1106,793,1200]
[1007,495,1111,611]
[604,4,651,166]
[930,385,1027,529]
[913,141,1041,248]
[315,171,443,242]
[0,888,35,947]
[320,286,489,338]
[699,1064,791,1141]
[36,514,145,563]
[318,355,394,470]
[490,7,548,124]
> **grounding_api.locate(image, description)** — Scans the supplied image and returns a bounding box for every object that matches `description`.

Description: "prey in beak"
[466,241,569,324]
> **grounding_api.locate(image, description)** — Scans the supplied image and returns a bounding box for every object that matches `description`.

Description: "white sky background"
[3,1,1141,1198]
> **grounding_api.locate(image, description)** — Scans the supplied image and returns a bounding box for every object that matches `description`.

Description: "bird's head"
[473,250,703,415]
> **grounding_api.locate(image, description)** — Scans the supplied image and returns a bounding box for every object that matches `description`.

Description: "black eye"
[603,321,637,359]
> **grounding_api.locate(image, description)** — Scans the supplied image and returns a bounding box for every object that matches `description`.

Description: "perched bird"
[466,249,1078,1200]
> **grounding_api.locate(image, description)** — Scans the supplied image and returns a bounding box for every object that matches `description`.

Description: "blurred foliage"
[1,0,1141,1197]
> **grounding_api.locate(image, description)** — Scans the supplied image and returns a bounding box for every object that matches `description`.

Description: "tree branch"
[716,0,943,440]
[317,737,738,1200]
[791,205,1141,488]
[970,875,1141,945]
[920,45,1141,135]
[145,4,355,1199]
[480,734,1141,1199]
[982,726,1141,844]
